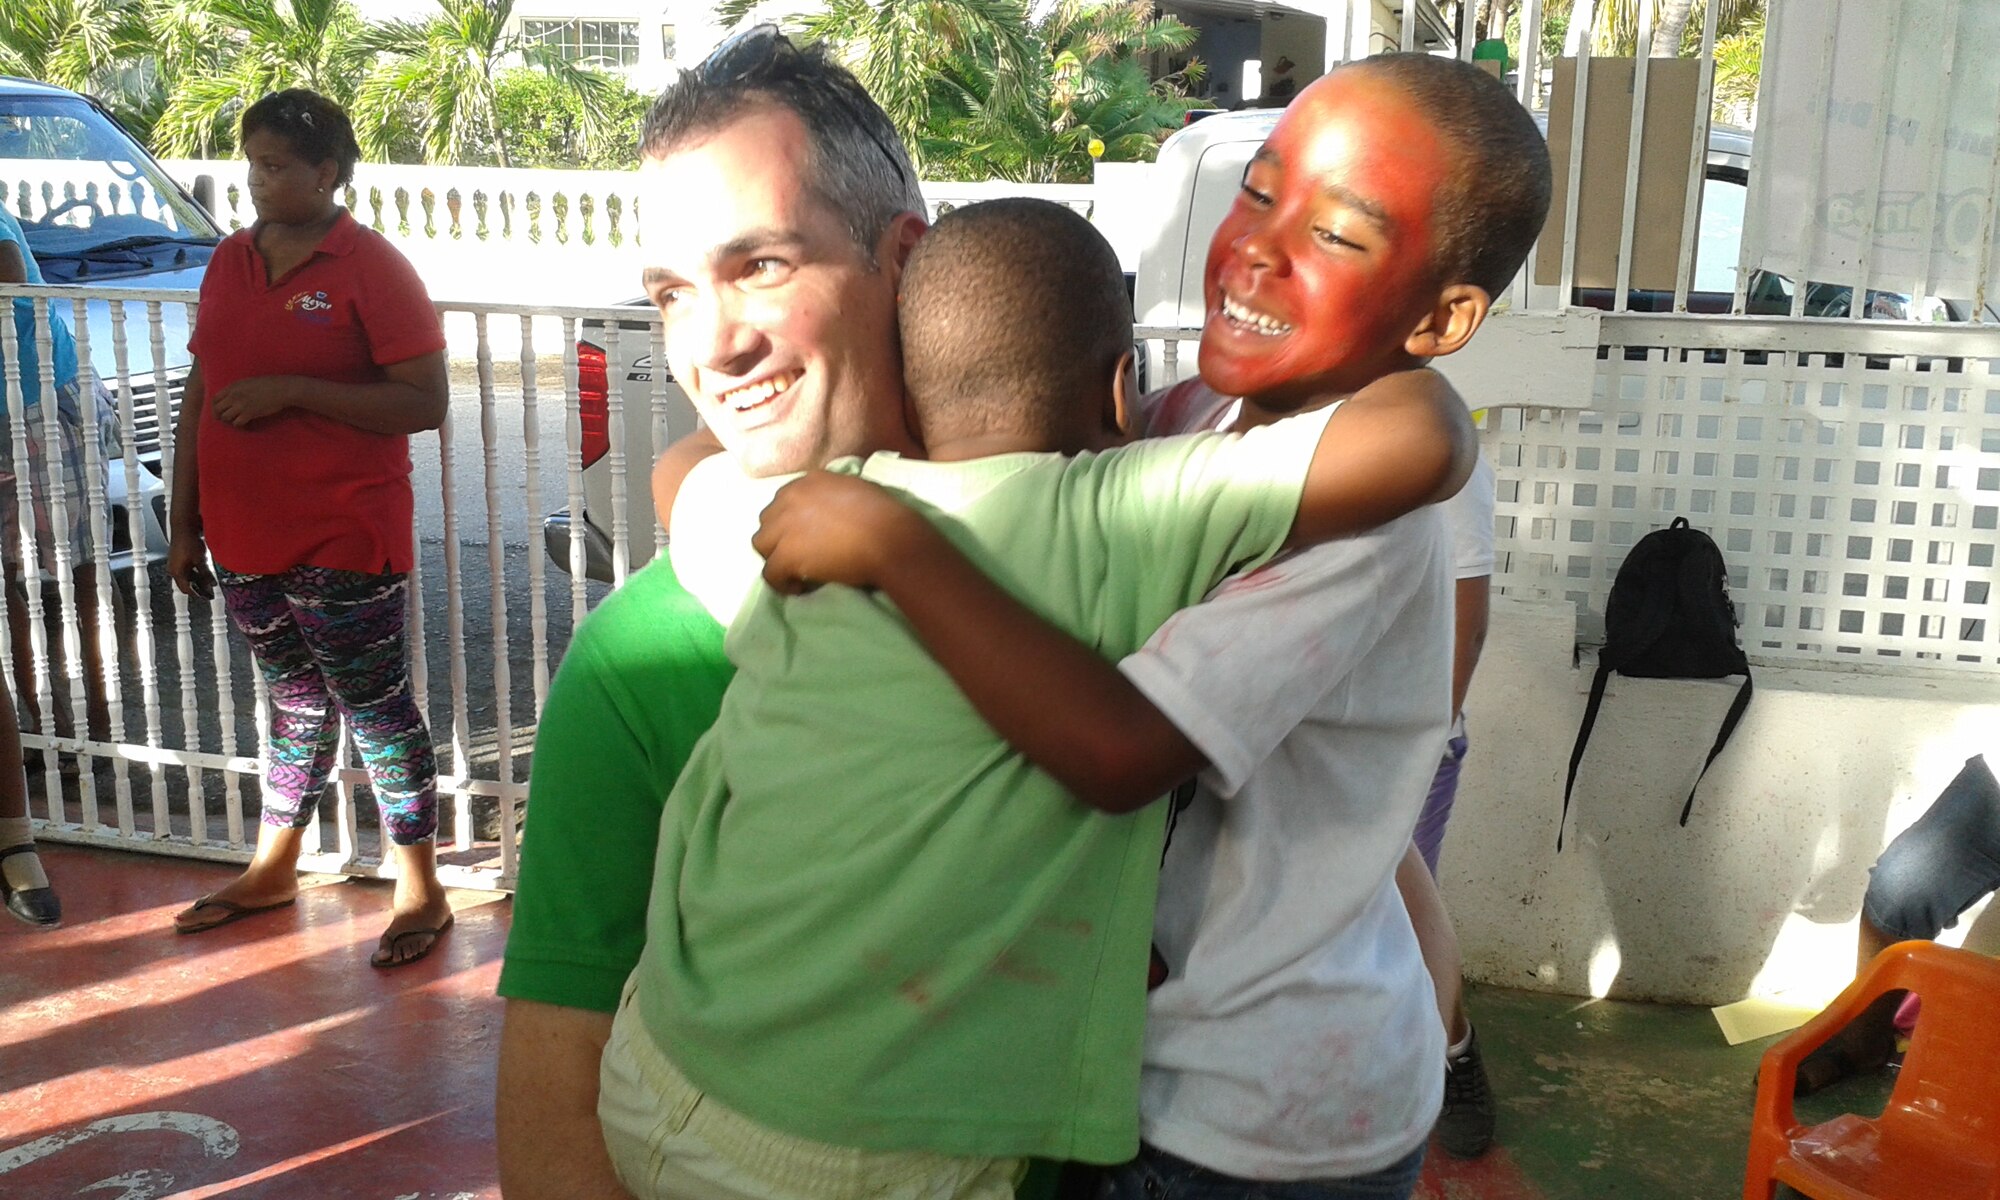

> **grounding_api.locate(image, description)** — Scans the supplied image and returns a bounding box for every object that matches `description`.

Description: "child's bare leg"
[1794,913,1905,1095]
[73,564,111,742]
[0,685,59,925]
[1398,843,1465,1039]
[6,577,42,734]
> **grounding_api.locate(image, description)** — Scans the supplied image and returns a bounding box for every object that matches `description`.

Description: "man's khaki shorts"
[597,978,1023,1200]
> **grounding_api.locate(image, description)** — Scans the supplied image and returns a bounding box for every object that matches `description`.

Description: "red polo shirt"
[189,211,444,575]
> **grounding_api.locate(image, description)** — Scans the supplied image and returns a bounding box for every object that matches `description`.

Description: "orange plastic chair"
[1744,940,2000,1200]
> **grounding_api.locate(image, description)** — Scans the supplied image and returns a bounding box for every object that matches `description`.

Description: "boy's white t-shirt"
[1117,381,1453,1180]
[1449,452,1497,581]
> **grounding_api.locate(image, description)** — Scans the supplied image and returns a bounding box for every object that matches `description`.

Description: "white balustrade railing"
[2,281,660,890]
[154,158,1102,251]
[0,164,187,231]
[5,281,1995,892]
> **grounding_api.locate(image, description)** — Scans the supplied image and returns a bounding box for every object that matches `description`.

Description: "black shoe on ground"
[1437,1026,1495,1159]
[0,844,61,927]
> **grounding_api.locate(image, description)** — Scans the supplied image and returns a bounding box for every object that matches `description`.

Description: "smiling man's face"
[640,102,915,475]
[1200,68,1454,412]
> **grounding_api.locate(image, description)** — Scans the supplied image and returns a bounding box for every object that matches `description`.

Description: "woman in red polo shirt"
[165,90,454,968]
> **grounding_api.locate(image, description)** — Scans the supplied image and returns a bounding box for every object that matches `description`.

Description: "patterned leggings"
[219,565,438,845]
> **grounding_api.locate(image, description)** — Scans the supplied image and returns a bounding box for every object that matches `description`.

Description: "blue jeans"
[1092,1142,1426,1200]
[1864,753,2000,941]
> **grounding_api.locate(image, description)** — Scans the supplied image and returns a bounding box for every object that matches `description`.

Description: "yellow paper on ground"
[1711,994,1825,1046]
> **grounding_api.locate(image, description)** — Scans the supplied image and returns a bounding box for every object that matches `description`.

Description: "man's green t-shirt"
[638,415,1329,1164]
[497,555,733,1011]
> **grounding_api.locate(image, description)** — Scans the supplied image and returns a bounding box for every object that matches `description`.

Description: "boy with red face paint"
[1109,56,1548,1197]
[782,53,1550,1199]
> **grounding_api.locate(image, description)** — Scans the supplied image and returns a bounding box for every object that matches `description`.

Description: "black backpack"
[1560,517,1753,849]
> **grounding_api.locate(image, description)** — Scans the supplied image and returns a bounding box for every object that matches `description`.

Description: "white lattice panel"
[1492,316,2000,676]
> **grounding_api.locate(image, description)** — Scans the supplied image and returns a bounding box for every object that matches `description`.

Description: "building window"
[661,23,677,62]
[521,18,641,70]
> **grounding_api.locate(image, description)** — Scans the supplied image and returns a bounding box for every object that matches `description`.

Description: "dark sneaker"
[1437,1026,1495,1159]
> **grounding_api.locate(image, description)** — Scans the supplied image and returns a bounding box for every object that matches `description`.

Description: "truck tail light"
[577,340,610,468]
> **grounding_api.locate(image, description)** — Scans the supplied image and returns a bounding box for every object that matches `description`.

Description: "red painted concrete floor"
[2,844,1787,1200]
[1,844,508,1200]
[0,849,1557,1200]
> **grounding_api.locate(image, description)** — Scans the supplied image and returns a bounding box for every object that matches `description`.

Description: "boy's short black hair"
[1349,53,1552,296]
[240,89,360,189]
[899,198,1130,445]
[641,29,923,265]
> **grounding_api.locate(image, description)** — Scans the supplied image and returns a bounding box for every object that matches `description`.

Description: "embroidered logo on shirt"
[285,290,334,325]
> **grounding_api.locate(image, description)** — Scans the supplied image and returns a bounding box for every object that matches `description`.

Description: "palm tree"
[921,1,1203,183]
[1040,0,1199,140]
[1709,10,1762,126]
[1558,0,1766,125]
[353,0,622,168]
[714,0,1041,173]
[1581,0,1762,57]
[0,0,150,96]
[149,0,372,157]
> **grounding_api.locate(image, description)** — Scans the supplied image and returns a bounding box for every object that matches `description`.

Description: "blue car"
[1,75,223,571]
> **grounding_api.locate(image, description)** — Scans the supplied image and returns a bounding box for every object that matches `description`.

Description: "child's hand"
[752,470,936,595]
[209,376,296,427]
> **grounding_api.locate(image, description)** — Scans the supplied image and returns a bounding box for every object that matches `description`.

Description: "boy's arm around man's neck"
[1286,366,1474,550]
[847,369,1471,816]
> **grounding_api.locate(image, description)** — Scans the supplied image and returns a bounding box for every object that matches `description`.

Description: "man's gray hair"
[641,34,924,265]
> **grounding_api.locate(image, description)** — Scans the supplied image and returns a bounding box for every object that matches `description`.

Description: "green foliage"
[0,0,149,95]
[921,1,1204,182]
[1710,11,1763,126]
[9,0,1202,175]
[352,0,625,169]
[148,0,373,157]
[0,0,163,138]
[716,0,1202,184]
[717,0,1042,174]
[1537,0,1763,57]
[3,0,636,166]
[491,67,651,169]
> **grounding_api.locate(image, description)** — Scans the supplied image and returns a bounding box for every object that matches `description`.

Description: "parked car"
[1,75,222,572]
[541,308,700,584]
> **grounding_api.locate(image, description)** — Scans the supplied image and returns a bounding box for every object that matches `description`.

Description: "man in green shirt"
[494,31,929,1199]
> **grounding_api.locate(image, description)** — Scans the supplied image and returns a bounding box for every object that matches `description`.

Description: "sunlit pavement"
[3,844,1890,1200]
[1,844,507,1200]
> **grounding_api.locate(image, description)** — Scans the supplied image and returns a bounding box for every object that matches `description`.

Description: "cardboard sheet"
[1711,993,1826,1046]
[1535,57,1704,292]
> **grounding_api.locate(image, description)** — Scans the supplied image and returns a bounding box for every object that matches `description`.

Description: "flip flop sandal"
[174,893,297,934]
[1,844,61,928]
[370,913,455,969]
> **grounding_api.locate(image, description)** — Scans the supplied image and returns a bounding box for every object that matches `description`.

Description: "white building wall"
[1447,596,2000,1008]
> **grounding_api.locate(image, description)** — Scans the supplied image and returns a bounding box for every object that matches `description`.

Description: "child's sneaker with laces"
[1437,1025,1495,1158]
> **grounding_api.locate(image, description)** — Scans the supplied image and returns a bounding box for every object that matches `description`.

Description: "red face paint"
[1199,70,1454,416]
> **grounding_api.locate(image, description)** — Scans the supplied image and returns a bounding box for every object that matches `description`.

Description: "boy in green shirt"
[597,198,1473,1200]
